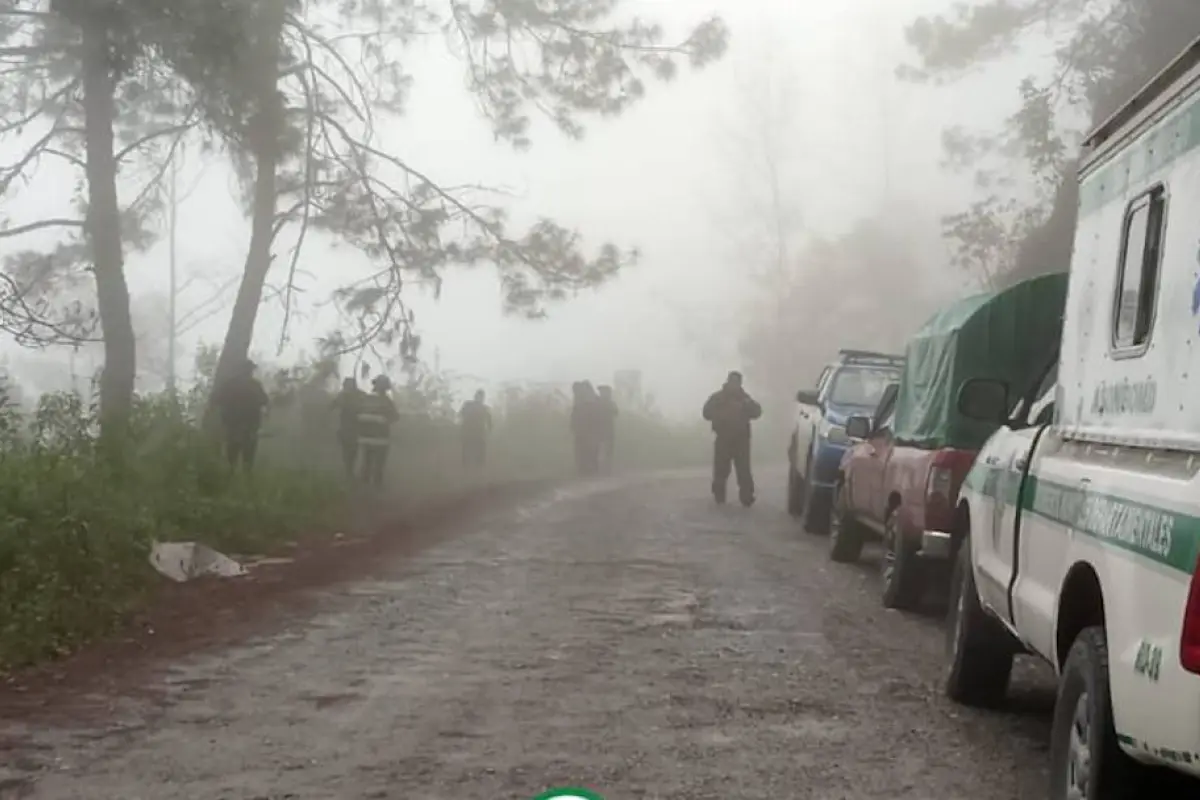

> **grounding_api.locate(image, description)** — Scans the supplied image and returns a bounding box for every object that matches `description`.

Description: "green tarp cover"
[892,272,1068,450]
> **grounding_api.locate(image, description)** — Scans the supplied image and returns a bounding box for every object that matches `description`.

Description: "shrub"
[0,360,708,671]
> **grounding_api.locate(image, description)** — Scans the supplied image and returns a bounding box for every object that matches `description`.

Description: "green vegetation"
[901,0,1200,286]
[0,359,707,672]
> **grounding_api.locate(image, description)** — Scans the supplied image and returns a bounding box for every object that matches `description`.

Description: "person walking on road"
[702,370,762,506]
[596,384,618,473]
[331,377,363,478]
[357,374,400,489]
[213,357,270,471]
[460,388,493,473]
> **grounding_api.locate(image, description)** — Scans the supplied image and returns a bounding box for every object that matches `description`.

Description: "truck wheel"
[787,465,804,517]
[828,484,864,563]
[801,456,830,536]
[1049,626,1143,800]
[880,511,923,610]
[944,540,1013,707]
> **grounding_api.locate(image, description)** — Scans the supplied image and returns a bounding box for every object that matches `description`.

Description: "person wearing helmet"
[356,373,400,489]
[701,370,762,506]
[213,357,270,470]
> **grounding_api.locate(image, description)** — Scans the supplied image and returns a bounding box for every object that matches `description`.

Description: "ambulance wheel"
[944,540,1013,707]
[1049,626,1145,800]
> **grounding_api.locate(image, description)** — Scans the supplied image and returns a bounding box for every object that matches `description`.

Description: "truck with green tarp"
[826,272,1068,610]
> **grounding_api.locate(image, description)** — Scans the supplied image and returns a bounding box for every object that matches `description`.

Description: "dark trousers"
[360,443,389,488]
[225,429,259,470]
[462,435,486,471]
[712,434,753,503]
[338,432,358,477]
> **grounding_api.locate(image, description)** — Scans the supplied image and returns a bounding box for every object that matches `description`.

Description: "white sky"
[0,0,1036,417]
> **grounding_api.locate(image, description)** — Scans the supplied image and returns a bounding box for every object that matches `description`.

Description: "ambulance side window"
[1112,184,1167,353]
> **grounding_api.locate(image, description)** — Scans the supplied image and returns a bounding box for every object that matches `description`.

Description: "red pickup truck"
[830,383,973,610]
[826,272,1068,611]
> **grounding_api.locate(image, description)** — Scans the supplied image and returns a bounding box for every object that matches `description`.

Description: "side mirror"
[845,415,871,440]
[956,378,1010,423]
[796,389,820,405]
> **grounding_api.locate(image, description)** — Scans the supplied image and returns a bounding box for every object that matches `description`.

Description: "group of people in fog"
[570,380,618,476]
[213,363,760,501]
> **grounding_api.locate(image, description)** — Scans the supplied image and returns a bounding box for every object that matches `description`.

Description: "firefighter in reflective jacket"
[701,370,762,506]
[357,374,400,488]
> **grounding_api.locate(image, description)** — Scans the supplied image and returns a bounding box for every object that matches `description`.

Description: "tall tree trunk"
[80,22,136,441]
[205,0,285,426]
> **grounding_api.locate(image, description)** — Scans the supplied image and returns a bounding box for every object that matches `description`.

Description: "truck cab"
[827,274,1066,611]
[946,37,1200,798]
[787,350,902,534]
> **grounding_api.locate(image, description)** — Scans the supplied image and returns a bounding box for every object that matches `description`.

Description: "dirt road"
[0,472,1059,799]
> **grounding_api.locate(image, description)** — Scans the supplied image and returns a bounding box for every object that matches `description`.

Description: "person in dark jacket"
[213,357,270,470]
[570,380,601,476]
[460,388,493,472]
[595,384,618,473]
[701,370,762,506]
[331,377,362,477]
[357,374,400,489]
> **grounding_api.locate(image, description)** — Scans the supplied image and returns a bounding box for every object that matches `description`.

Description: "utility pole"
[167,142,180,396]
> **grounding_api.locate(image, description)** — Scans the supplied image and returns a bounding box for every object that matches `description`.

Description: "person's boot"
[740,493,755,508]
[712,482,726,505]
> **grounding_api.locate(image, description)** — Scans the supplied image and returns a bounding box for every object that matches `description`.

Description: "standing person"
[459,388,493,473]
[331,377,362,477]
[596,384,618,473]
[213,357,270,470]
[357,374,400,489]
[701,370,762,506]
[570,381,601,476]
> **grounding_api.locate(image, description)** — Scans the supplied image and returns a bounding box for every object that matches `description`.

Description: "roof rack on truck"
[836,349,905,369]
[1082,35,1200,164]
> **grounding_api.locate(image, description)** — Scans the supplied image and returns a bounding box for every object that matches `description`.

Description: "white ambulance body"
[947,37,1200,797]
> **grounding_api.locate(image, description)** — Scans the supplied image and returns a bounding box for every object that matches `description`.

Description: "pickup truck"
[945,37,1200,798]
[828,273,1067,611]
[831,384,975,610]
[787,350,903,535]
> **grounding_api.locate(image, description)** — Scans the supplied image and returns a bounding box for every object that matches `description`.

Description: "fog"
[0,0,1047,420]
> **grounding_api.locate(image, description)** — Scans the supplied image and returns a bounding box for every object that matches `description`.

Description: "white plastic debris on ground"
[149,541,249,583]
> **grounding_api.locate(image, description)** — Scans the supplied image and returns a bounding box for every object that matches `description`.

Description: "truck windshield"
[828,367,898,408]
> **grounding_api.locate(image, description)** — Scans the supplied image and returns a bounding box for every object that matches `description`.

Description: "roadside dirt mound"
[0,480,554,725]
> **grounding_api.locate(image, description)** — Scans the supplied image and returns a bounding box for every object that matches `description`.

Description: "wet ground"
[0,471,1062,799]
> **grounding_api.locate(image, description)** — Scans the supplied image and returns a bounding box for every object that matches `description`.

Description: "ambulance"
[946,37,1200,797]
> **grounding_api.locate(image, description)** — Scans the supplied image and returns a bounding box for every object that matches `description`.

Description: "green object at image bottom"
[531,789,605,800]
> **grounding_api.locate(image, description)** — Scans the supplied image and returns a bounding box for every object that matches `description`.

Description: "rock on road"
[1,472,1058,799]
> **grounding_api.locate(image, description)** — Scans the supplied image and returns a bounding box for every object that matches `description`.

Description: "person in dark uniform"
[701,370,762,506]
[570,380,601,476]
[213,357,269,470]
[357,374,399,489]
[460,388,493,472]
[595,384,618,473]
[331,377,362,477]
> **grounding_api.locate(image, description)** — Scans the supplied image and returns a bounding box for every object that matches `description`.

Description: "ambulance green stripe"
[963,467,1200,575]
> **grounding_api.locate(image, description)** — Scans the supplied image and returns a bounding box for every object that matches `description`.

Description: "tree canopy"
[0,0,729,431]
[901,0,1200,285]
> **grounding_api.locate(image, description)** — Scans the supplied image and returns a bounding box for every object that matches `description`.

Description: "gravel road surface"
[0,471,1060,799]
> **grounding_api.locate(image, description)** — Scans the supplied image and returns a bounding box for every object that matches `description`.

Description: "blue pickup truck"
[787,350,903,534]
